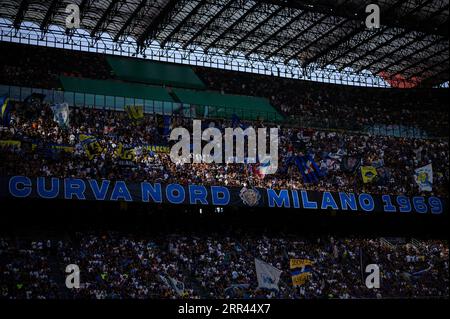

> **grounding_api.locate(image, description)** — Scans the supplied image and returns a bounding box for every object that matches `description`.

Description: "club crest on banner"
[240,187,261,207]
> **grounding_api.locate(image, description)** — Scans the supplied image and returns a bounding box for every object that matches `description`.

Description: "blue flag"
[295,155,322,183]
[163,115,171,136]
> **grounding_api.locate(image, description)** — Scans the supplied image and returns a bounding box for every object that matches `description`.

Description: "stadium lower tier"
[0,103,448,198]
[0,232,447,299]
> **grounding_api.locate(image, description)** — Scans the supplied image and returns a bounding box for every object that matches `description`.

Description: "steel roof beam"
[136,0,179,46]
[160,0,208,48]
[244,9,306,58]
[340,29,410,71]
[90,0,120,38]
[327,28,386,68]
[260,0,449,37]
[314,0,406,68]
[300,21,364,67]
[393,46,449,78]
[205,1,260,52]
[356,0,449,72]
[225,6,284,54]
[357,34,424,73]
[284,17,350,64]
[265,13,328,60]
[113,0,148,42]
[407,57,449,80]
[182,0,234,49]
[13,0,30,29]
[266,0,354,61]
[380,38,446,77]
[40,0,61,33]
[339,0,443,71]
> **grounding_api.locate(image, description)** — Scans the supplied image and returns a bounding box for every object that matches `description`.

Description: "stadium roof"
[0,0,448,87]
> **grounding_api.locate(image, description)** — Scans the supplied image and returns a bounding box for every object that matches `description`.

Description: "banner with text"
[0,176,445,215]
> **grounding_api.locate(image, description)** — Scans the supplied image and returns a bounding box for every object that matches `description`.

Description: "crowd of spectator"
[0,22,448,303]
[0,41,447,137]
[0,102,448,197]
[195,68,448,136]
[0,238,60,299]
[0,42,111,89]
[1,233,448,299]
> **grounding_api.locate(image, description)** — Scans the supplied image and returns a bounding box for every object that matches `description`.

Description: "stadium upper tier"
[172,88,284,121]
[59,76,175,102]
[106,56,206,90]
[0,42,447,137]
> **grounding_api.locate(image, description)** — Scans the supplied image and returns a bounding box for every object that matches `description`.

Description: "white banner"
[51,103,70,128]
[255,258,282,291]
[414,164,433,192]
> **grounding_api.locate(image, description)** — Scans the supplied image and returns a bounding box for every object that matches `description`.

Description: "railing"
[1,84,445,139]
[285,115,442,139]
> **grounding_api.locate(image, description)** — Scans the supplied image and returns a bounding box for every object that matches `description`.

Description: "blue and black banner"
[0,176,446,215]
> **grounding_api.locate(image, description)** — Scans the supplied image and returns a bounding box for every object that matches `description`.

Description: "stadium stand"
[0,42,447,136]
[171,88,283,121]
[106,56,206,90]
[59,76,175,103]
[0,0,448,302]
[0,102,448,197]
[1,232,448,299]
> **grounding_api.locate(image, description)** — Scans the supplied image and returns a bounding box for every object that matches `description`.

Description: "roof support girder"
[285,17,349,64]
[113,0,148,42]
[265,12,328,60]
[225,6,284,54]
[160,0,208,48]
[205,1,260,52]
[381,38,446,77]
[182,0,234,49]
[300,20,363,67]
[312,0,407,68]
[357,34,424,73]
[13,0,30,29]
[340,29,410,71]
[90,0,121,38]
[407,57,449,80]
[40,0,61,33]
[136,0,180,46]
[259,0,449,37]
[245,9,306,58]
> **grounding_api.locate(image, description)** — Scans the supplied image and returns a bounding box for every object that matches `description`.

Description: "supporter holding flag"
[414,164,433,192]
[51,102,70,128]
[295,154,322,183]
[125,105,144,125]
[23,93,45,119]
[255,258,282,291]
[79,134,103,160]
[163,115,172,136]
[361,166,378,184]
[255,156,272,178]
[290,259,313,287]
[341,156,361,174]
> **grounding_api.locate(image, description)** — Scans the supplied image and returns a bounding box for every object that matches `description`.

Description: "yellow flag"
[361,166,378,183]
[290,259,313,287]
